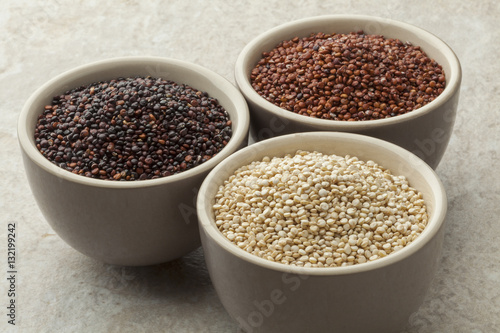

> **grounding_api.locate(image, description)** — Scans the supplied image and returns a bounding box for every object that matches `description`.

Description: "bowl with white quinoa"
[235,15,461,169]
[197,131,447,333]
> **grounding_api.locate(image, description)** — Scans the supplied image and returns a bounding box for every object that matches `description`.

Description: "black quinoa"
[34,77,233,181]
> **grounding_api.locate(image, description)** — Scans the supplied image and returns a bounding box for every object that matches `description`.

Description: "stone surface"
[1,0,499,332]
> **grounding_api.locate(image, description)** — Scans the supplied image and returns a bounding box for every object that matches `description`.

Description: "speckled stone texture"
[1,0,499,332]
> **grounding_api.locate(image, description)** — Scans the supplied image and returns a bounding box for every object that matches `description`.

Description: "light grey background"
[1,1,499,332]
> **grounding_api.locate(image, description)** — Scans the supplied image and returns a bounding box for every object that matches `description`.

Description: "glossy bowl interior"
[235,15,461,169]
[18,56,249,266]
[198,132,447,333]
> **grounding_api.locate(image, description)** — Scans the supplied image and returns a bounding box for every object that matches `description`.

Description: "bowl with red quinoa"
[197,132,447,333]
[18,56,250,266]
[235,15,461,169]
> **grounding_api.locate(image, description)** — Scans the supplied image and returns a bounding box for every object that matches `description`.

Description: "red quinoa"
[250,31,446,121]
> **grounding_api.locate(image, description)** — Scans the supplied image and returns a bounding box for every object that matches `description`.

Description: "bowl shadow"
[88,247,216,303]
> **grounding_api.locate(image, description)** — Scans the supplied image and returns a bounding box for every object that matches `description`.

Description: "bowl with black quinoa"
[235,15,461,169]
[18,56,250,266]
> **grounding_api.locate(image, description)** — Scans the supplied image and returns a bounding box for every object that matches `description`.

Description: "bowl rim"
[234,14,462,130]
[197,132,447,276]
[17,56,250,188]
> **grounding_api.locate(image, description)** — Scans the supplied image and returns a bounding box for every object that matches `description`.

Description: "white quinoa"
[213,150,428,267]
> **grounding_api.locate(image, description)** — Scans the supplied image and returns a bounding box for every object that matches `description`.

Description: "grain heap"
[34,76,232,181]
[251,31,445,120]
[213,151,428,267]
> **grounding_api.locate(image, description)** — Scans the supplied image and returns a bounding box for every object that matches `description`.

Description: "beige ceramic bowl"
[18,56,249,266]
[235,15,461,169]
[198,132,447,333]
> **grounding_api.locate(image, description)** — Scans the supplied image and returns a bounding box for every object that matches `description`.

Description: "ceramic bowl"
[18,56,250,266]
[235,15,461,169]
[198,132,447,333]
